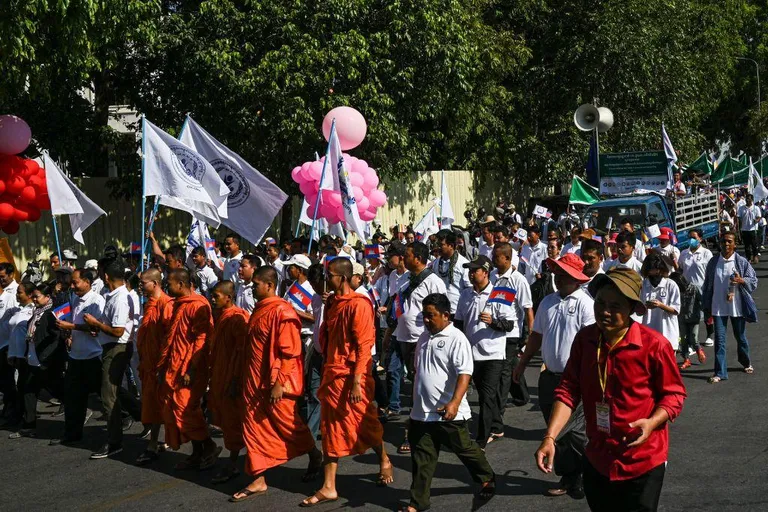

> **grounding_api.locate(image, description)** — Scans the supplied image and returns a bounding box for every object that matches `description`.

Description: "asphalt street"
[2,260,768,511]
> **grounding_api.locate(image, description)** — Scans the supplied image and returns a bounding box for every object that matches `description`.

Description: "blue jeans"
[304,351,323,439]
[713,316,751,379]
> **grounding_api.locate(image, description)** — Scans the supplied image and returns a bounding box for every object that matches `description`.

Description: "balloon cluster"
[0,115,50,234]
[292,106,387,224]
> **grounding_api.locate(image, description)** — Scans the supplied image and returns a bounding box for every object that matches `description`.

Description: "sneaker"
[122,417,134,431]
[703,338,714,347]
[52,405,65,417]
[139,425,152,440]
[90,443,123,459]
[696,348,707,364]
[687,346,695,357]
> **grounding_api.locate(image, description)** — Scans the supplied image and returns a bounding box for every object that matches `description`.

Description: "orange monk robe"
[136,292,172,425]
[157,293,214,450]
[242,296,315,476]
[208,306,249,452]
[318,293,383,458]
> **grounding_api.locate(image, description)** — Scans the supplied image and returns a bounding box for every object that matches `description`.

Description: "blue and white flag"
[185,219,221,269]
[749,158,768,203]
[328,125,367,241]
[143,117,229,227]
[662,123,678,188]
[179,116,288,245]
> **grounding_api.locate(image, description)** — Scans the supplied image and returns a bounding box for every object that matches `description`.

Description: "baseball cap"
[657,226,674,241]
[84,259,98,270]
[546,253,589,283]
[285,254,312,270]
[463,255,493,273]
[352,262,365,276]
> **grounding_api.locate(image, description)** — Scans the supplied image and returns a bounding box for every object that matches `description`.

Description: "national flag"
[264,237,277,246]
[662,123,678,188]
[287,282,314,311]
[391,293,405,319]
[364,244,383,259]
[328,124,367,241]
[439,170,455,228]
[129,242,142,255]
[53,303,72,322]
[40,151,106,244]
[415,233,424,241]
[368,287,380,307]
[488,287,516,306]
[205,238,216,251]
[592,235,603,243]
[179,116,288,244]
[142,117,229,227]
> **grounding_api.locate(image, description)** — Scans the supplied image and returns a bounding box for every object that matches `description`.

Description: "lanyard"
[597,330,628,400]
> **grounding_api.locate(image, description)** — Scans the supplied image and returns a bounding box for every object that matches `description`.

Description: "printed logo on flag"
[53,303,72,322]
[210,158,250,208]
[205,238,216,250]
[169,145,207,186]
[287,282,314,311]
[533,205,551,218]
[488,287,516,306]
[515,228,528,241]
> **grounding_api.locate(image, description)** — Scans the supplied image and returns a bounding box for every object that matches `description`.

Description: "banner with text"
[599,151,668,194]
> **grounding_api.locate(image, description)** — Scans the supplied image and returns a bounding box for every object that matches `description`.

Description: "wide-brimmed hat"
[480,215,497,226]
[588,267,647,314]
[578,228,597,240]
[545,253,589,283]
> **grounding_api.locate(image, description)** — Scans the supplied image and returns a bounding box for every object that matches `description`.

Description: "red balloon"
[17,204,41,222]
[0,181,5,197]
[2,219,19,234]
[0,202,13,220]
[5,175,25,196]
[27,175,44,192]
[19,185,36,204]
[21,159,40,178]
[34,193,51,210]
[12,207,28,222]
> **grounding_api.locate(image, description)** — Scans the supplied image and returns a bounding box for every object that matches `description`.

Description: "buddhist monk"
[135,268,172,465]
[208,281,249,484]
[158,268,220,470]
[300,258,394,507]
[231,266,322,503]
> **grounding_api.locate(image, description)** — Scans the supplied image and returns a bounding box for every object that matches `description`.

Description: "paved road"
[3,261,768,511]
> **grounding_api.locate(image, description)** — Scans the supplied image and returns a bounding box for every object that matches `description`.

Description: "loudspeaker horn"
[597,107,614,133]
[574,104,600,131]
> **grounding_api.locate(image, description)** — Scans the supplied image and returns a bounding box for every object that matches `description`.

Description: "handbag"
[740,290,758,323]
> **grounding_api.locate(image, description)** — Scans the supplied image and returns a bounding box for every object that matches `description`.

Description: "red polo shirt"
[554,321,686,481]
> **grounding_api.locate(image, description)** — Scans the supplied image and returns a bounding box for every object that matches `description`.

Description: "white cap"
[286,254,312,270]
[84,259,98,270]
[352,262,365,276]
[62,249,78,260]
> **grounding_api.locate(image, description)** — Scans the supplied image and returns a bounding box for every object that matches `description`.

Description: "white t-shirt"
[524,241,548,285]
[388,269,410,299]
[99,285,131,345]
[560,242,581,257]
[679,247,713,289]
[431,253,470,314]
[410,324,473,422]
[6,304,34,358]
[455,282,513,361]
[310,293,325,353]
[655,244,680,273]
[91,277,104,296]
[603,256,643,274]
[633,238,647,262]
[195,265,219,296]
[270,259,285,291]
[532,289,595,373]
[492,267,533,338]
[673,181,687,195]
[70,290,106,360]
[641,277,681,350]
[223,252,243,285]
[235,282,256,314]
[393,271,447,343]
[0,280,19,336]
[738,204,761,231]
[581,266,605,297]
[479,240,494,259]
[711,254,743,318]
[127,289,140,343]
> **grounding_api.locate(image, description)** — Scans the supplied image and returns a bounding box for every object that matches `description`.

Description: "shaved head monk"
[231,266,322,503]
[159,268,220,470]
[208,281,249,484]
[300,258,394,507]
[135,268,173,465]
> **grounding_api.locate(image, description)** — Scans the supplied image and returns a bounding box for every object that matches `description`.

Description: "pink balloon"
[299,179,317,197]
[300,161,313,182]
[356,196,370,213]
[291,166,302,183]
[309,161,324,181]
[322,107,367,151]
[305,204,315,219]
[327,191,342,207]
[0,115,31,155]
[320,202,336,220]
[336,205,346,221]
[352,159,369,174]
[360,209,376,221]
[352,186,364,202]
[362,168,379,191]
[369,189,387,208]
[307,193,319,208]
[349,172,364,188]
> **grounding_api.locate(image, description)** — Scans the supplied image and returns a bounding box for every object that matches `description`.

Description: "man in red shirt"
[535,268,686,511]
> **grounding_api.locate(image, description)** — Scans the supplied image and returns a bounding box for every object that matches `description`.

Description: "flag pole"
[308,119,335,255]
[140,115,148,272]
[440,169,444,228]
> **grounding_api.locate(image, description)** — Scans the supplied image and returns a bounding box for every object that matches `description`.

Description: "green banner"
[599,151,668,178]
[711,157,747,184]
[685,151,713,175]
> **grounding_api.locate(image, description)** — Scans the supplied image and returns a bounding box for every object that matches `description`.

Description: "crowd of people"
[0,192,760,511]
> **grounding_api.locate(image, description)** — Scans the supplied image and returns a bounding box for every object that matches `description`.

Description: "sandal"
[679,360,692,370]
[198,445,223,471]
[299,490,339,507]
[136,450,159,466]
[212,467,240,484]
[397,440,411,454]
[707,376,722,384]
[476,478,496,500]
[229,487,267,503]
[376,464,394,486]
[744,366,754,374]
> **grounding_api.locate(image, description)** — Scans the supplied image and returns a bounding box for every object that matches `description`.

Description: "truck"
[582,191,720,249]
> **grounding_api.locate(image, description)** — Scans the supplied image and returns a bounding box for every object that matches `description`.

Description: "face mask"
[689,239,700,249]
[648,275,663,287]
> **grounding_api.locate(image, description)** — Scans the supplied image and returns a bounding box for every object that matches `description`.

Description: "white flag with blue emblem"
[328,127,367,241]
[142,117,229,227]
[179,116,288,244]
[662,123,678,188]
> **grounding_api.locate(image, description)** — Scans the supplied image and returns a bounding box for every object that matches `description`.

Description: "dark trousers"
[472,359,504,446]
[0,347,17,412]
[494,338,529,435]
[583,457,666,512]
[64,356,102,440]
[17,362,42,428]
[386,338,416,413]
[303,350,323,439]
[742,230,758,260]
[539,370,586,483]
[101,342,138,445]
[409,419,494,511]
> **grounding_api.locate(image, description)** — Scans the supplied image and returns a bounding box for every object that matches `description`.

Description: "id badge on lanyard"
[596,333,625,435]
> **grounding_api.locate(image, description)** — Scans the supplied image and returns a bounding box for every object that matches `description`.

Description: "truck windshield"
[583,205,646,231]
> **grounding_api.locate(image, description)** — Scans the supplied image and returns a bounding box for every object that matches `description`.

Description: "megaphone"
[574,104,600,131]
[597,107,614,133]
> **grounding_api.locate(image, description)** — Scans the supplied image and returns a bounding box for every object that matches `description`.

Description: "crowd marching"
[0,181,762,511]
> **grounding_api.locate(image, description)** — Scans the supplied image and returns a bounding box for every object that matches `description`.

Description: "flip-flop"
[212,467,240,484]
[135,450,159,466]
[299,491,339,508]
[476,478,496,501]
[397,440,411,454]
[376,464,394,486]
[198,445,223,471]
[228,488,267,503]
